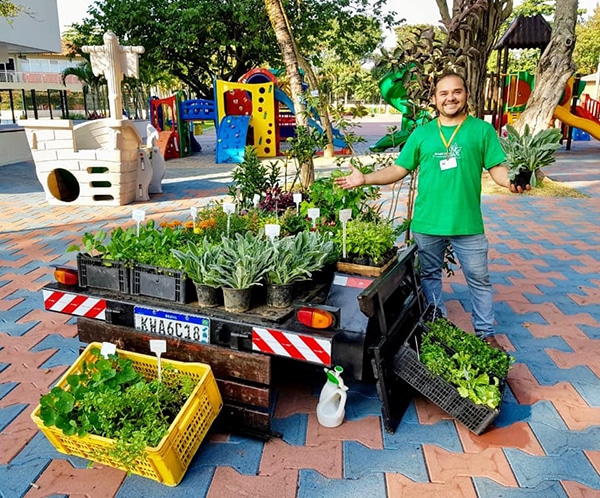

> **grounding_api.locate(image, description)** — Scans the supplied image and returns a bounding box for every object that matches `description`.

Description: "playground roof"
[494,14,551,50]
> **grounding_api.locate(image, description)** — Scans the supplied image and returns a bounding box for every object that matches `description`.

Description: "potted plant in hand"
[172,239,223,307]
[500,124,562,189]
[212,231,273,312]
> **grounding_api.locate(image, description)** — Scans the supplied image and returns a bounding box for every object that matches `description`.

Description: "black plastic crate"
[77,254,130,294]
[131,263,194,303]
[393,342,501,435]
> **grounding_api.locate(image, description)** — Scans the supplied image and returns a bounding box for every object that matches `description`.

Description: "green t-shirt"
[396,116,505,236]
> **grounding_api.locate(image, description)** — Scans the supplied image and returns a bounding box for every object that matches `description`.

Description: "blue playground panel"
[216,115,251,163]
[572,128,591,141]
[180,98,216,122]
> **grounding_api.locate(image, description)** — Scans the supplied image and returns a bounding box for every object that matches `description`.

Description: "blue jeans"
[413,232,495,337]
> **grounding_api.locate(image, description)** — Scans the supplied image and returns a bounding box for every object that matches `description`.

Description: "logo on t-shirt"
[434,143,462,160]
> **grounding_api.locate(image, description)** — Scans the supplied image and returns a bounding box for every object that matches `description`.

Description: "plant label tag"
[307,208,320,220]
[253,194,260,207]
[265,224,281,240]
[223,202,236,214]
[311,89,319,97]
[190,206,198,219]
[132,209,146,223]
[293,193,302,204]
[150,339,167,355]
[339,209,352,223]
[100,342,117,359]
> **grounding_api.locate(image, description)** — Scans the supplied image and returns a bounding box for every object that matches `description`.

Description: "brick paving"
[0,120,599,497]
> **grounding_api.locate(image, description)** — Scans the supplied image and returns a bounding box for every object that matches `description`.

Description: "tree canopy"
[573,4,600,74]
[65,0,396,98]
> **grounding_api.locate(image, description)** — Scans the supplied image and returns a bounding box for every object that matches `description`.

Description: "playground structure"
[504,71,600,142]
[21,32,166,206]
[149,68,347,163]
[369,66,600,154]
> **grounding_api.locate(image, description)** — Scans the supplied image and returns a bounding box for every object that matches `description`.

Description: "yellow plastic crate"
[31,342,222,486]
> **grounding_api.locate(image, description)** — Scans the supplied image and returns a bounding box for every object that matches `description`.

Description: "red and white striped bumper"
[42,289,106,320]
[252,327,332,366]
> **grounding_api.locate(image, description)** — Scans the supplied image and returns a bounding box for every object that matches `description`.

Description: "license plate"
[134,306,210,344]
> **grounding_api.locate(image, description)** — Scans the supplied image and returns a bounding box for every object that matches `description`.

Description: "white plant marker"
[293,192,302,214]
[100,342,117,359]
[223,202,236,237]
[253,194,260,208]
[339,209,352,258]
[265,223,281,242]
[132,209,145,237]
[307,208,320,230]
[190,205,198,222]
[150,339,167,382]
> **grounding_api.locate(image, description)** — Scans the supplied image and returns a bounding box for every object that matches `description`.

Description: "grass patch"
[482,172,589,198]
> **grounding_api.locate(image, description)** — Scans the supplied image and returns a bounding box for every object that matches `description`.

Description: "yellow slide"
[553,105,600,141]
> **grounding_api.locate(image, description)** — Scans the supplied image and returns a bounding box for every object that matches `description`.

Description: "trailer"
[42,245,424,439]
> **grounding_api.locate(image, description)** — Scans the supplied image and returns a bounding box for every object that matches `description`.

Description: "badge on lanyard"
[438,117,466,171]
[440,157,457,170]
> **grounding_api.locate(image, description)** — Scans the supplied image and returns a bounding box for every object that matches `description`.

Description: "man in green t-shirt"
[335,72,529,339]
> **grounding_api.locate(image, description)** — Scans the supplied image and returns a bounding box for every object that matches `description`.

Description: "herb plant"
[500,124,562,188]
[210,231,273,289]
[38,347,195,470]
[338,218,403,265]
[171,239,223,288]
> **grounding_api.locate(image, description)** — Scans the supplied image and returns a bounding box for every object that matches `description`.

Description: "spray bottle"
[317,365,348,428]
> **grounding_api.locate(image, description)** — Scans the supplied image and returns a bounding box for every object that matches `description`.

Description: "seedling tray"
[394,341,501,435]
[393,316,505,435]
[132,263,194,303]
[77,254,130,294]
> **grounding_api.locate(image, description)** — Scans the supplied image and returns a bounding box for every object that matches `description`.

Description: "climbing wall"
[215,79,277,157]
[216,115,251,164]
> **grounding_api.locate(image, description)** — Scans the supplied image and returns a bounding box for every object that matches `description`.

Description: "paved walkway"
[0,120,599,497]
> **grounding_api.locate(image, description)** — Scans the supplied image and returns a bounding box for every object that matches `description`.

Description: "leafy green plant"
[265,231,336,285]
[228,147,280,209]
[419,318,515,409]
[302,166,381,223]
[210,231,273,289]
[500,124,562,187]
[67,230,107,257]
[171,238,223,287]
[266,235,313,285]
[38,347,195,471]
[67,220,196,270]
[338,218,403,265]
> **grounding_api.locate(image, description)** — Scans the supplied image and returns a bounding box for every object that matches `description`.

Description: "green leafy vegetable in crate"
[38,347,195,470]
[419,318,514,409]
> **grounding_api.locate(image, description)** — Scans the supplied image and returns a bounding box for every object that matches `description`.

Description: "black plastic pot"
[510,170,532,190]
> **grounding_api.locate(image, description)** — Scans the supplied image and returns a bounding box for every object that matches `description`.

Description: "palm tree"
[61,61,105,118]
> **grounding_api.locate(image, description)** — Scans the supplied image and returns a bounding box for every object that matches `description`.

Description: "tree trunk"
[296,54,335,157]
[264,0,315,186]
[514,0,578,135]
[439,0,512,118]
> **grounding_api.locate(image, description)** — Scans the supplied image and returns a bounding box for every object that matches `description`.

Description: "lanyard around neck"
[438,116,466,157]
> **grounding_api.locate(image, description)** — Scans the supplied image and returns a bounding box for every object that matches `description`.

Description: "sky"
[57,1,600,35]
